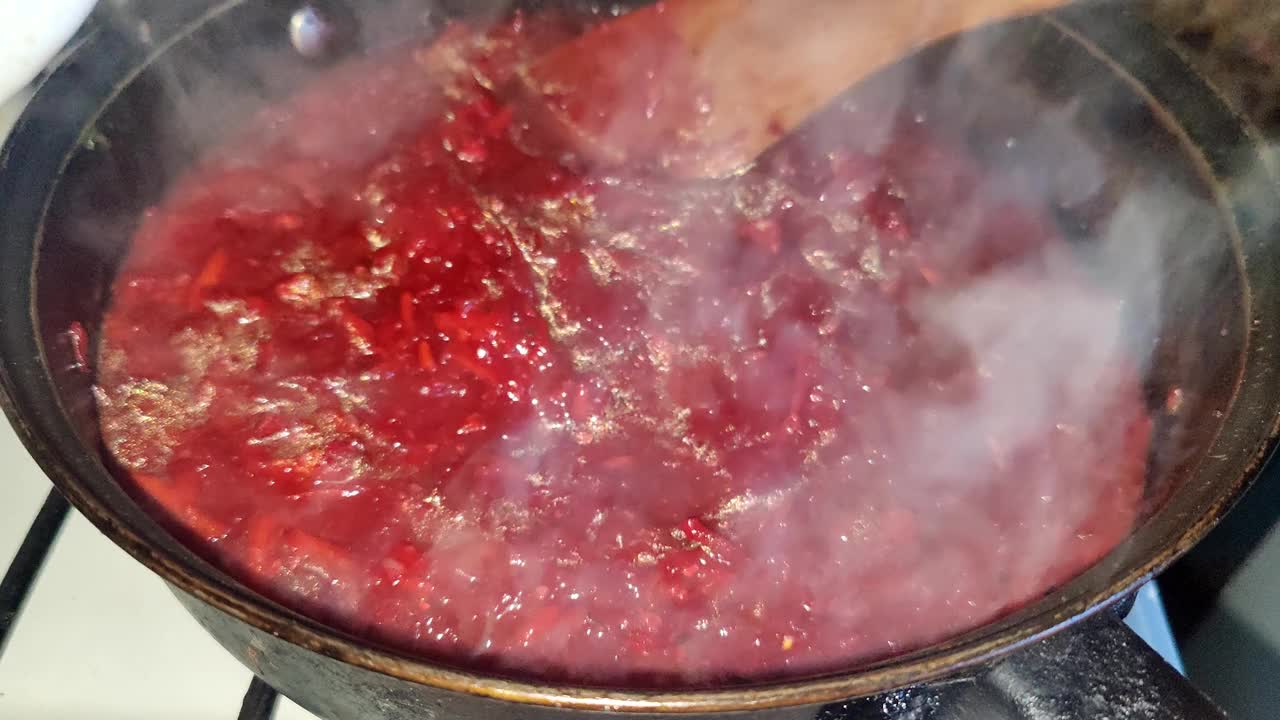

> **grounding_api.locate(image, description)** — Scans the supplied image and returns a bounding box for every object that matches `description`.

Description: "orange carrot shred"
[133,472,228,540]
[285,528,353,571]
[246,515,280,574]
[602,455,635,470]
[400,292,417,333]
[183,508,230,541]
[432,312,468,339]
[133,473,184,509]
[339,306,377,354]
[417,340,437,370]
[187,247,228,309]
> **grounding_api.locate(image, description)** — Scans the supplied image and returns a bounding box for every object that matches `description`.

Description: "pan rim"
[0,2,1277,713]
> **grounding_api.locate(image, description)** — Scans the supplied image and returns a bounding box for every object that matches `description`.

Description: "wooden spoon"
[510,0,1065,178]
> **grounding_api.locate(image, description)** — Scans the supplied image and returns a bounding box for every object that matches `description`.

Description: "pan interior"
[11,0,1269,697]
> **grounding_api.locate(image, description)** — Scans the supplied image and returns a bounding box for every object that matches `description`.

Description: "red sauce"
[97,13,1151,685]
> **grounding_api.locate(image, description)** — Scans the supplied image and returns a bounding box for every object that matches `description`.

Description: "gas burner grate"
[0,491,69,657]
[0,488,286,719]
[239,677,280,720]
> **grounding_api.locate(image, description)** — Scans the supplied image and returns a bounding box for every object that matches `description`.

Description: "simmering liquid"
[96,12,1150,684]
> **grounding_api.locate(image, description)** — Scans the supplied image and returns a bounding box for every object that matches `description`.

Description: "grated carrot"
[417,340,437,370]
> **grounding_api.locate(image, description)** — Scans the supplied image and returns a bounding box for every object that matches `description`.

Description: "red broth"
[96,12,1151,685]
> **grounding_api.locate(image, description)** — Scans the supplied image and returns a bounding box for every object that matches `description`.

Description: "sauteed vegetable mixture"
[97,12,1150,683]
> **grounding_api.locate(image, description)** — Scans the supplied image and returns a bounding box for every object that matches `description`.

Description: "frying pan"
[1,1,1278,718]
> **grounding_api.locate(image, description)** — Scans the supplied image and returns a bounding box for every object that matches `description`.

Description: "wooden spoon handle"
[685,0,1066,169]
[514,0,1065,177]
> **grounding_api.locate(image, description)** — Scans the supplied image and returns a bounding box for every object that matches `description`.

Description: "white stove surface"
[0,87,1182,720]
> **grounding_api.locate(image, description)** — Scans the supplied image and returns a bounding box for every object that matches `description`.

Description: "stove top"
[0,86,1183,720]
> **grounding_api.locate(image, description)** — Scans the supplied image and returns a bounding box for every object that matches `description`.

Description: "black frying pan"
[1,1,1277,718]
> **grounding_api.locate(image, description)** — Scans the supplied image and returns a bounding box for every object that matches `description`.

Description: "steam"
[91,0,1226,687]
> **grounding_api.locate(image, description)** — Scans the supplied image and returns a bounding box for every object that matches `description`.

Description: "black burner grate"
[0,488,284,719]
[0,491,69,657]
[239,676,280,720]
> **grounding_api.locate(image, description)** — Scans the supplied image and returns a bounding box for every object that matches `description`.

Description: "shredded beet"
[96,12,1150,685]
